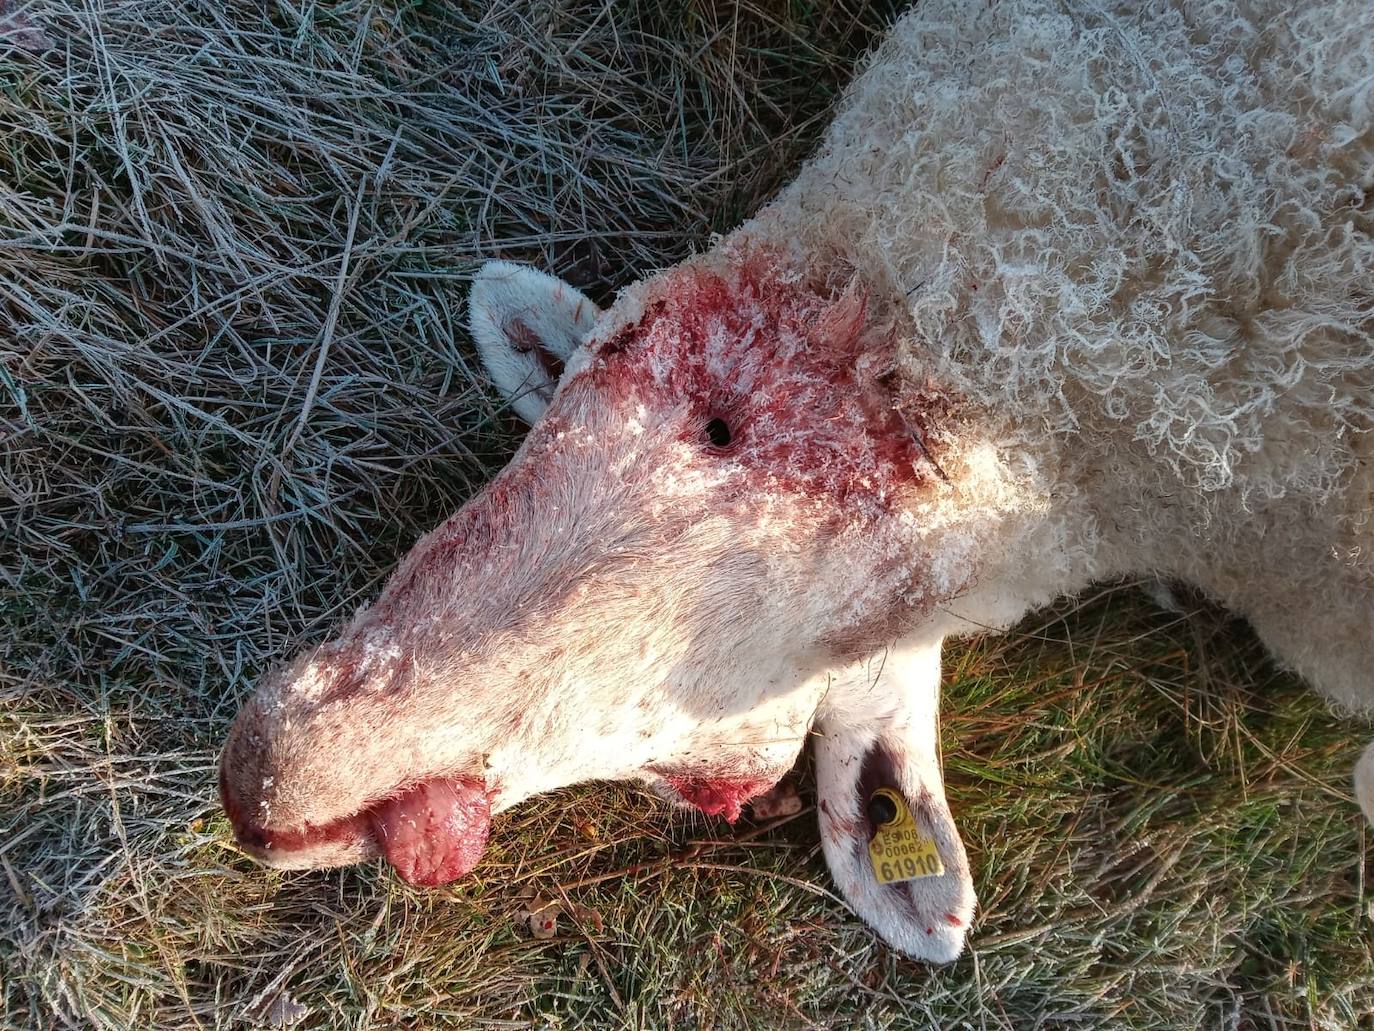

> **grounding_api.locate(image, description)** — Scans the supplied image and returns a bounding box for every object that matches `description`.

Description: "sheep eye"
[704,417,732,448]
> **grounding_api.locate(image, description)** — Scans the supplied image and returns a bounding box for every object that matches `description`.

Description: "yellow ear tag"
[867,787,945,884]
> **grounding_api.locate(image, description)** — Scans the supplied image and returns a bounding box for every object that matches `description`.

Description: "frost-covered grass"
[1,2,1370,1028]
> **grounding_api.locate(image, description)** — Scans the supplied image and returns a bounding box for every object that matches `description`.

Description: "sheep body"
[733,0,1374,718]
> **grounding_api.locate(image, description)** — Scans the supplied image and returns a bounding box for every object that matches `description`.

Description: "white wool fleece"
[759,0,1374,495]
[745,0,1374,716]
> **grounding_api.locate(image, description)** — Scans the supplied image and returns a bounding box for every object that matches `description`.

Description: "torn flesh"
[370,778,492,886]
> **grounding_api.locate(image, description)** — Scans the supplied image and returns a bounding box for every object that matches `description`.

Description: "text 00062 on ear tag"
[867,787,944,884]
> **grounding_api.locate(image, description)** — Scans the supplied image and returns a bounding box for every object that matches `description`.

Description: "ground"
[1,2,1371,1028]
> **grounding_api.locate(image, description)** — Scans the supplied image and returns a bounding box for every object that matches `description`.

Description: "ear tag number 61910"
[867,787,945,884]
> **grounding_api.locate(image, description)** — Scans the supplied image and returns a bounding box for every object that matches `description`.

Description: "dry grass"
[1,2,1371,1028]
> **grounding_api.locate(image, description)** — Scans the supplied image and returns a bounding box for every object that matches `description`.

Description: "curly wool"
[754,0,1374,511]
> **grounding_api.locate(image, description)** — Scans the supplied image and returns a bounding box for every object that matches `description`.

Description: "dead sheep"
[220,0,1374,962]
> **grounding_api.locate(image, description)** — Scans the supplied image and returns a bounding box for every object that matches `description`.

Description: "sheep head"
[219,249,987,961]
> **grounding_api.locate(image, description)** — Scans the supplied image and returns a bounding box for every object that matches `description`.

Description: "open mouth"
[220,768,492,886]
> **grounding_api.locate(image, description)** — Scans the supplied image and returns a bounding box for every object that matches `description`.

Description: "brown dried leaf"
[245,989,310,1029]
[514,893,604,939]
[561,898,604,934]
[515,895,560,939]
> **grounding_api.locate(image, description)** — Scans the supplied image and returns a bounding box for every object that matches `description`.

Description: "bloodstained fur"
[661,774,779,823]
[580,248,937,510]
[333,248,952,691]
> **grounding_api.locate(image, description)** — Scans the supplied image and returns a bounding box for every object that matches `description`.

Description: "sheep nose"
[218,763,270,849]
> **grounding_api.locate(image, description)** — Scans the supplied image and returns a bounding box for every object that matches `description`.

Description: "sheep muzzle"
[220,765,491,886]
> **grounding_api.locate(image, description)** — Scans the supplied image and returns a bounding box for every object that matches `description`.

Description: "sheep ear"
[813,645,975,963]
[468,260,602,424]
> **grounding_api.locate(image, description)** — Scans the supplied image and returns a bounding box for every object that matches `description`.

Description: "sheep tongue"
[370,778,491,886]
